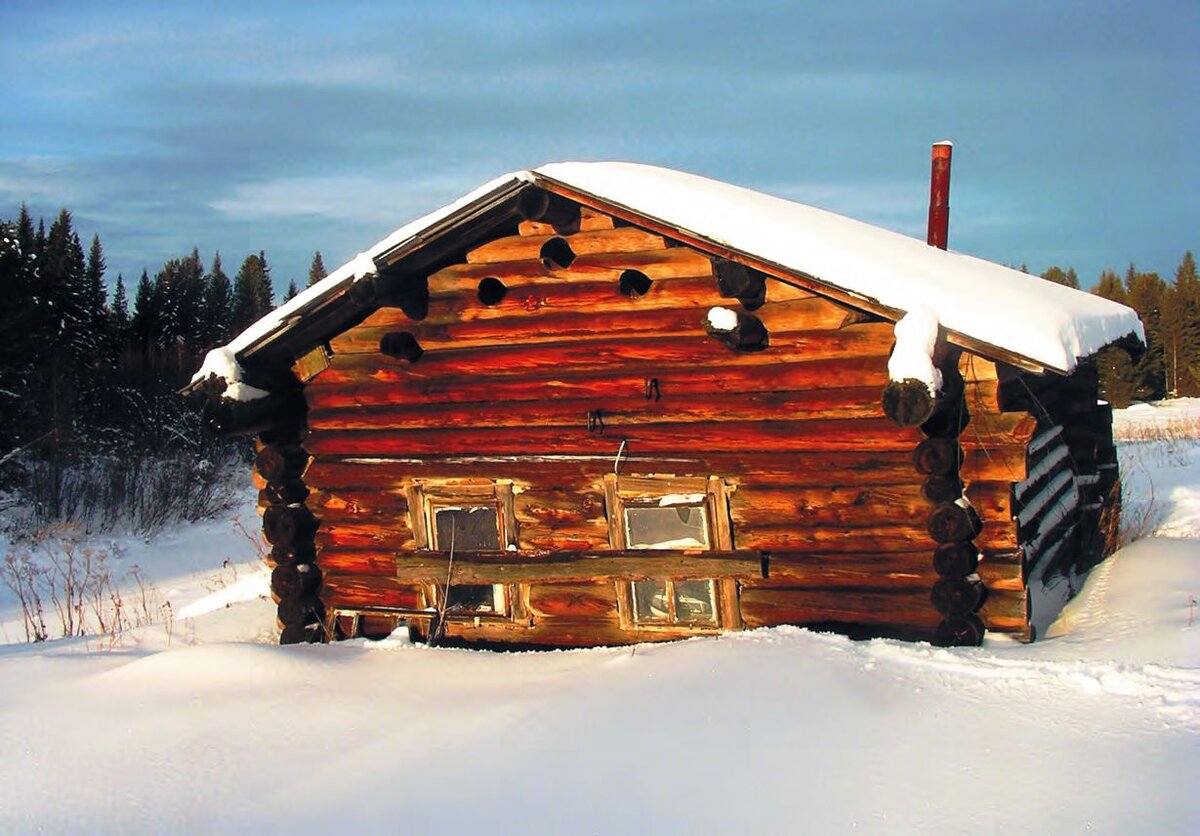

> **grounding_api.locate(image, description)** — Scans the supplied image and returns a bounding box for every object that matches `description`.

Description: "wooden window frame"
[603,474,741,632]
[405,481,525,622]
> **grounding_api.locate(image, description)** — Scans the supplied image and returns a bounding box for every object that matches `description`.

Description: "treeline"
[0,204,327,531]
[1036,254,1200,407]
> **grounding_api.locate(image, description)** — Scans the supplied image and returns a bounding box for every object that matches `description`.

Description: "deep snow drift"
[0,403,1197,833]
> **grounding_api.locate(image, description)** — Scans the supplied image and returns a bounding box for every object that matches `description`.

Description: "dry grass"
[1112,413,1200,443]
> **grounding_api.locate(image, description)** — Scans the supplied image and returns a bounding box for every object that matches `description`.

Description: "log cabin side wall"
[290,207,1034,646]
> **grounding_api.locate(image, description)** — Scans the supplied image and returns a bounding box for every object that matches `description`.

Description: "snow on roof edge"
[189,171,532,396]
[193,161,1145,398]
[534,161,1144,373]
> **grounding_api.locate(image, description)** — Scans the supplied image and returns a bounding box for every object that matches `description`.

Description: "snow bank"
[1,416,1198,831]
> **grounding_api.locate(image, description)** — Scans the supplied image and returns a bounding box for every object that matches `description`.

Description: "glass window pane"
[673,580,716,624]
[632,579,669,622]
[624,505,709,550]
[445,584,499,613]
[435,506,500,551]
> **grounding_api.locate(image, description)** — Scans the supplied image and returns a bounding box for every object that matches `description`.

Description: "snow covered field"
[1,404,1197,833]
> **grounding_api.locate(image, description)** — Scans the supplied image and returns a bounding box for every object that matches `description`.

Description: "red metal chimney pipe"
[927,140,953,249]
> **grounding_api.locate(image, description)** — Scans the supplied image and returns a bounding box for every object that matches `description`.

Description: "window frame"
[405,481,523,621]
[603,474,741,632]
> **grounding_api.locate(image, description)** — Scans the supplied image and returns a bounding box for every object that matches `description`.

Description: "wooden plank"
[307,386,886,432]
[466,227,667,264]
[744,553,937,590]
[393,549,764,585]
[305,355,891,410]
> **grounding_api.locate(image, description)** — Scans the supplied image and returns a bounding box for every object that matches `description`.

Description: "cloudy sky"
[2,1,1196,295]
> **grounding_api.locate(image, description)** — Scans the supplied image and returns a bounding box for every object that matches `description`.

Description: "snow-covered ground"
[1,404,1197,833]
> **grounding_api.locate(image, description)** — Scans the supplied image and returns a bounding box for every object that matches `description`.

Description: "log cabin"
[186,154,1144,648]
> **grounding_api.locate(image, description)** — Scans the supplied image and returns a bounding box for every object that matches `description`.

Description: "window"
[604,475,739,630]
[406,482,519,618]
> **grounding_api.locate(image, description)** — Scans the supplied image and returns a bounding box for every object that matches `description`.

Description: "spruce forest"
[0,205,327,535]
[0,202,1194,533]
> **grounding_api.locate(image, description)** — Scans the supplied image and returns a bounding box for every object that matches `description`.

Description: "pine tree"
[307,250,327,287]
[284,279,299,302]
[1164,251,1200,396]
[1124,264,1167,400]
[200,252,233,347]
[231,252,274,333]
[111,273,130,335]
[1093,269,1126,304]
[130,269,157,349]
[1040,266,1079,289]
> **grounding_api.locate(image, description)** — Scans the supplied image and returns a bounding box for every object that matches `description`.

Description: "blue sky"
[2,1,1196,295]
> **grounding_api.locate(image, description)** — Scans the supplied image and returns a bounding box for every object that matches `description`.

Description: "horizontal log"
[303,417,923,457]
[315,524,416,552]
[931,576,984,617]
[739,586,942,631]
[306,386,887,432]
[977,586,1027,624]
[256,445,311,484]
[271,562,321,599]
[742,555,938,591]
[305,355,891,410]
[526,581,619,617]
[729,484,929,529]
[263,505,318,548]
[427,252,716,297]
[466,227,667,264]
[914,437,962,476]
[518,207,614,236]
[319,323,898,381]
[426,614,709,648]
[732,524,935,554]
[331,295,854,355]
[393,549,764,585]
[321,573,425,611]
[927,502,981,544]
[302,448,1025,492]
[307,487,410,518]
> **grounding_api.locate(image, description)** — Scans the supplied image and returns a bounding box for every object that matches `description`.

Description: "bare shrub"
[1,525,166,644]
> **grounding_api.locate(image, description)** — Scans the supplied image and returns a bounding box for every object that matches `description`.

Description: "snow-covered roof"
[192,162,1144,396]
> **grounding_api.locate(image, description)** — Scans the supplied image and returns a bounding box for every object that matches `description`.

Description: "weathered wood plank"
[393,549,764,585]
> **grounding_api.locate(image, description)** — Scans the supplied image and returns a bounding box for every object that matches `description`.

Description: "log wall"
[289,204,1044,646]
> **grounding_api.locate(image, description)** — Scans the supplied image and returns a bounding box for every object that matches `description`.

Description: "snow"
[887,306,943,392]
[2,405,1198,831]
[536,162,1144,373]
[193,161,1144,396]
[706,305,738,332]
